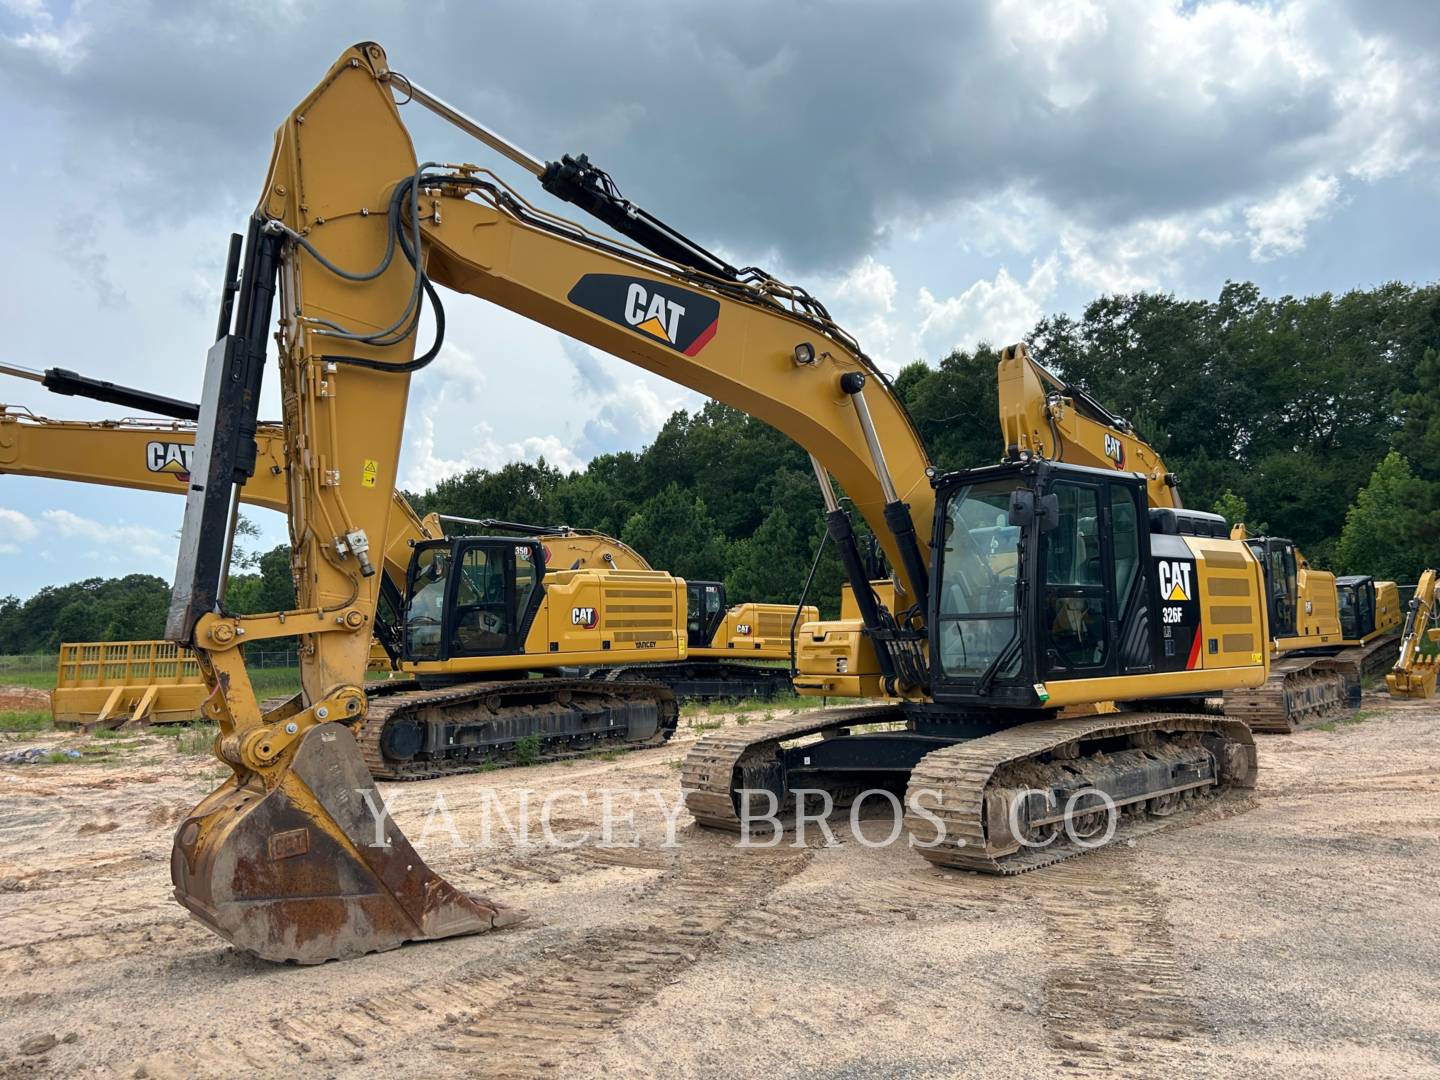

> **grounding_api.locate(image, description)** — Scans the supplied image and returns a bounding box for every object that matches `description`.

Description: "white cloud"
[2,0,89,71]
[917,255,1060,354]
[39,508,170,558]
[0,506,38,543]
[400,411,584,491]
[832,256,897,313]
[1243,174,1342,261]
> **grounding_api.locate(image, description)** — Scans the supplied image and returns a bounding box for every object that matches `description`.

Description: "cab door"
[686,582,726,648]
[403,539,544,662]
[1248,539,1298,638]
[1038,477,1149,680]
[446,539,545,658]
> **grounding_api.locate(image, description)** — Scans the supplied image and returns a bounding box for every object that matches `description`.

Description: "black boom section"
[166,219,282,642]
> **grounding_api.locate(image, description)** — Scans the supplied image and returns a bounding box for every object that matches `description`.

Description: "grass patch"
[513,734,542,767]
[681,691,829,718]
[1316,709,1379,733]
[0,710,52,733]
[45,750,79,764]
[170,722,218,756]
[690,719,723,732]
[0,670,57,690]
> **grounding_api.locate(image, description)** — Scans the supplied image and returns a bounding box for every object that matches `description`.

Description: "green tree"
[621,484,729,583]
[1337,452,1435,581]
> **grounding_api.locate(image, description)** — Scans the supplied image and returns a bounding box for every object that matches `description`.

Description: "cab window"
[450,547,510,657]
[1043,484,1107,673]
[406,547,449,662]
[936,480,1021,679]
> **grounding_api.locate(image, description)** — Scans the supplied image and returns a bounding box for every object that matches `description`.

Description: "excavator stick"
[163,187,518,961]
[172,723,517,963]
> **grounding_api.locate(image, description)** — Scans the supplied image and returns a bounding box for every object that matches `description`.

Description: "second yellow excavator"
[0,371,810,773]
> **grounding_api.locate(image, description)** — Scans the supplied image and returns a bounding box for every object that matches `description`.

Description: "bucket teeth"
[171,722,519,964]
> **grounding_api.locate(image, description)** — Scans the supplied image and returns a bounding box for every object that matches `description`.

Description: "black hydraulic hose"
[789,528,830,678]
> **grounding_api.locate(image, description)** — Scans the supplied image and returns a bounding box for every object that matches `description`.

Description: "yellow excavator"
[1223,525,1401,730]
[1387,568,1438,698]
[0,388,810,772]
[926,349,1398,732]
[156,43,1270,962]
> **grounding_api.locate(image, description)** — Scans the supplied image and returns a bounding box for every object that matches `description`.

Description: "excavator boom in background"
[162,43,1267,962]
[1388,568,1438,698]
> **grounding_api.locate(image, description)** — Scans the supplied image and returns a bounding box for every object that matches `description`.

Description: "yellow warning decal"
[361,459,379,488]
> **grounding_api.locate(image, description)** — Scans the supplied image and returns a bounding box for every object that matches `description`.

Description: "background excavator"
[1223,525,1400,730]
[160,43,1269,962]
[1388,568,1438,698]
[1,371,811,767]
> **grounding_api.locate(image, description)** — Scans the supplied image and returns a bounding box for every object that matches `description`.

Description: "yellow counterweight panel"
[697,602,819,659]
[1371,581,1402,640]
[1186,537,1269,671]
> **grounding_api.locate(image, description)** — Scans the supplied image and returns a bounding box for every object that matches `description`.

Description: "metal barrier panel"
[52,640,210,727]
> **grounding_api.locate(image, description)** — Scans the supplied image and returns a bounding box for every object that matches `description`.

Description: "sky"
[0,0,1436,598]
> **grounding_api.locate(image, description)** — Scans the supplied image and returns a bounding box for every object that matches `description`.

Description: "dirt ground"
[0,693,1436,1079]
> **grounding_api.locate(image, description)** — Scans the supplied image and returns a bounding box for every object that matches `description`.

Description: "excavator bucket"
[170,723,520,963]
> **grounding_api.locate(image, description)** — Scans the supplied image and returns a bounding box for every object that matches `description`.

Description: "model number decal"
[1162,605,1184,625]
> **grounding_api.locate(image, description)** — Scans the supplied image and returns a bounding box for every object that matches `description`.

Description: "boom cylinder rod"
[0,361,201,422]
[399,78,546,177]
[841,374,899,504]
[809,454,841,514]
[840,373,930,614]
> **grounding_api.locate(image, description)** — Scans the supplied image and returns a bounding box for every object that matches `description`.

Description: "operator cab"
[686,582,727,648]
[1335,575,1378,641]
[927,460,1213,710]
[402,537,545,663]
[1242,537,1299,639]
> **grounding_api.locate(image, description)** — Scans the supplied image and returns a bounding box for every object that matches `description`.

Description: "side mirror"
[1007,490,1035,527]
[1037,493,1060,533]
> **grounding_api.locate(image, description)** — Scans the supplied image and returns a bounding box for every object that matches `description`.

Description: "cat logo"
[1103,433,1125,468]
[567,274,720,356]
[624,282,686,344]
[736,623,752,636]
[571,606,599,629]
[145,441,194,480]
[1157,560,1193,602]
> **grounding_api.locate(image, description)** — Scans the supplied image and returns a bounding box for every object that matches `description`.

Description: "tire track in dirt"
[1034,849,1207,1077]
[431,849,811,1078]
[146,848,808,1078]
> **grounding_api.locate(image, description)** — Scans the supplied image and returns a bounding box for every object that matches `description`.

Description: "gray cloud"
[3,1,1435,273]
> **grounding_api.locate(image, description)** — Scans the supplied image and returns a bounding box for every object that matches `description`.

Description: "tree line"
[1,278,1434,652]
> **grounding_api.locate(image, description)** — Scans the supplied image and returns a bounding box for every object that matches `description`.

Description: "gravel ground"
[0,692,1435,1079]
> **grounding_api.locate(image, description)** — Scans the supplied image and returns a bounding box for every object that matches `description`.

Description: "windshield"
[936,480,1022,679]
